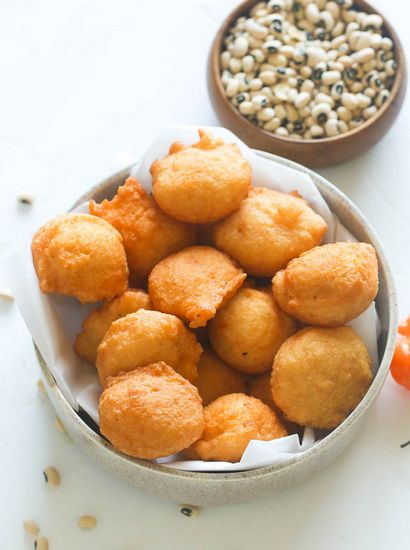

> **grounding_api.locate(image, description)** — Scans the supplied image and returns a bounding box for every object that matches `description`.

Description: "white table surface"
[1,1,409,548]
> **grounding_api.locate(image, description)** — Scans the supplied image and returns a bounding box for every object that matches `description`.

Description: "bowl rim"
[210,0,407,146]
[37,149,398,483]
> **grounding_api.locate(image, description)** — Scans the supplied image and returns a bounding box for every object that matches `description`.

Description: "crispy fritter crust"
[99,363,204,459]
[209,287,296,373]
[190,393,287,462]
[213,187,327,276]
[31,213,128,303]
[271,326,373,429]
[150,130,252,223]
[148,246,246,328]
[89,177,196,278]
[272,242,379,326]
[194,347,247,406]
[96,309,202,385]
[74,289,151,364]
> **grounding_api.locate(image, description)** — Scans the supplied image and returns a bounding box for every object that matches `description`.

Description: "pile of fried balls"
[32,129,378,463]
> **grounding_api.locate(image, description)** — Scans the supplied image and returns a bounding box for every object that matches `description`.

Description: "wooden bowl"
[208,0,407,168]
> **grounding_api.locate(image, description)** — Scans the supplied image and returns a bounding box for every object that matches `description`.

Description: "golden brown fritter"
[209,287,296,374]
[31,213,128,303]
[213,187,327,276]
[194,347,247,406]
[150,130,252,223]
[271,326,373,429]
[89,177,196,279]
[96,309,202,385]
[248,372,276,410]
[99,363,204,460]
[272,242,379,326]
[74,289,152,364]
[190,393,287,462]
[148,246,246,328]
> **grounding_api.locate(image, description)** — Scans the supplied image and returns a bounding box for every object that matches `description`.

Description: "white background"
[1,1,409,548]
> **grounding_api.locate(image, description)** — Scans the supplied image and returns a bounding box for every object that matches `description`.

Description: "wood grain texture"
[208,0,407,168]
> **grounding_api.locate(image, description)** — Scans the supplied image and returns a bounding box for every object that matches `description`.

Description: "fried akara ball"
[271,326,373,429]
[194,347,247,406]
[74,289,151,364]
[150,130,252,223]
[209,287,296,374]
[213,187,327,277]
[96,309,202,385]
[99,363,204,460]
[148,246,246,328]
[89,177,196,279]
[272,242,379,326]
[190,393,287,462]
[31,213,128,303]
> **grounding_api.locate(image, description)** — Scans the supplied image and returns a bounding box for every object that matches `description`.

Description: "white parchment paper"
[8,125,381,472]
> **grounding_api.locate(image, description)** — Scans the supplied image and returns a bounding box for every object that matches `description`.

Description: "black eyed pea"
[250,77,263,91]
[355,93,371,109]
[298,19,315,34]
[324,118,339,136]
[327,49,338,62]
[269,53,288,67]
[304,129,313,139]
[331,21,345,37]
[298,106,311,119]
[337,105,352,121]
[363,105,377,119]
[262,39,282,55]
[274,82,290,101]
[328,109,338,119]
[23,520,39,537]
[251,48,265,63]
[338,43,349,54]
[250,2,265,17]
[326,1,341,19]
[257,107,276,121]
[280,45,294,58]
[350,81,363,93]
[252,94,269,111]
[233,92,250,106]
[294,91,311,109]
[362,59,377,73]
[228,57,242,74]
[260,86,275,102]
[386,60,396,76]
[232,36,249,58]
[288,76,298,88]
[349,116,364,128]
[260,62,276,72]
[245,19,269,40]
[287,88,298,102]
[363,14,383,31]
[370,33,382,49]
[305,115,315,127]
[275,103,287,120]
[275,126,289,136]
[239,101,255,115]
[369,74,384,90]
[312,61,328,82]
[268,0,285,13]
[34,537,49,550]
[355,12,367,28]
[331,35,346,49]
[354,47,375,64]
[288,133,303,140]
[249,36,263,49]
[337,120,349,133]
[221,70,233,86]
[315,92,334,106]
[301,79,315,93]
[43,466,61,487]
[78,515,97,529]
[307,46,327,67]
[312,102,331,123]
[364,87,376,98]
[306,2,320,23]
[346,23,360,38]
[242,55,255,73]
[310,124,324,138]
[338,55,352,68]
[285,104,299,122]
[300,65,312,78]
[330,81,345,99]
[322,70,342,85]
[341,92,358,110]
[375,89,390,108]
[328,61,344,72]
[225,77,239,97]
[381,37,393,51]
[342,8,356,24]
[260,69,276,85]
[264,116,281,131]
[220,51,231,70]
[319,11,335,32]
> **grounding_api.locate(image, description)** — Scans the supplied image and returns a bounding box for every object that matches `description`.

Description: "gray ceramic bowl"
[35,151,398,506]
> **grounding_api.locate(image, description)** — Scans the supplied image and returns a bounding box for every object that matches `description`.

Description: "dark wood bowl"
[208,0,407,168]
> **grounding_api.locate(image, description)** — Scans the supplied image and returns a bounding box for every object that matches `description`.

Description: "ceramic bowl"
[35,151,397,505]
[208,0,407,168]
